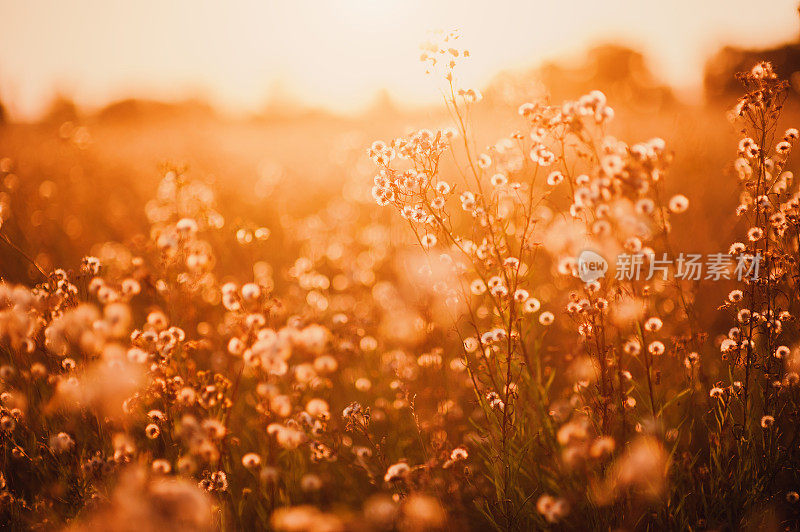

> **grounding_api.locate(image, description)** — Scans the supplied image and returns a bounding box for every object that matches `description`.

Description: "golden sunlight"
[4,1,800,530]
[1,0,797,118]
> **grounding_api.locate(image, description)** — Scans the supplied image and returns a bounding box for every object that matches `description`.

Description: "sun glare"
[0,0,798,118]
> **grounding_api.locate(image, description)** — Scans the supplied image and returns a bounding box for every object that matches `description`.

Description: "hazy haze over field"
[1,0,799,118]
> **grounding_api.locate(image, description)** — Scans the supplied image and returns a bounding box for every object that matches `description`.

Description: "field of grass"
[1,36,800,531]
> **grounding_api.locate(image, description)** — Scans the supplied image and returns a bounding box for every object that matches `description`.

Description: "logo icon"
[577,249,608,283]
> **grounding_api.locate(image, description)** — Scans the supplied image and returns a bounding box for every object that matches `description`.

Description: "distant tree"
[704,6,800,102]
[261,79,307,119]
[704,44,800,103]
[95,98,215,124]
[485,44,675,112]
[365,89,397,116]
[42,93,79,123]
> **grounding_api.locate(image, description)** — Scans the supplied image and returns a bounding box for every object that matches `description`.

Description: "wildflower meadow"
[2,13,800,532]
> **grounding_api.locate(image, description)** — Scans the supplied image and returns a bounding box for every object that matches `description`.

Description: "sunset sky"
[1,0,799,119]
